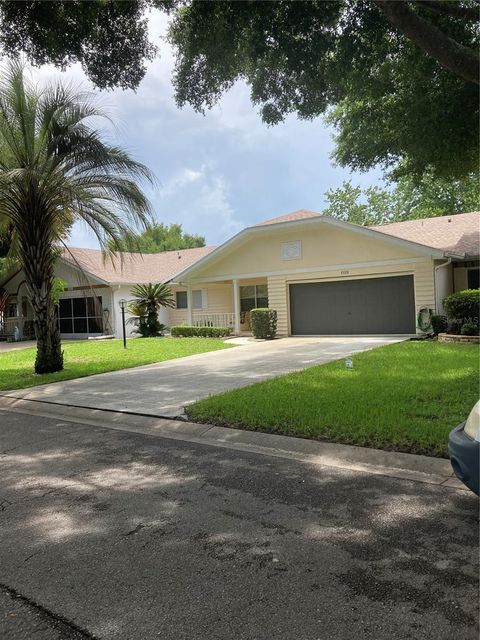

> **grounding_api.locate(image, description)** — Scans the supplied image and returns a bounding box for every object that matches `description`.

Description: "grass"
[187,341,480,457]
[0,337,233,391]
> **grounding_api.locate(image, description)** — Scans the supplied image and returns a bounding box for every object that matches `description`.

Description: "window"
[58,296,103,334]
[240,284,268,312]
[176,291,187,309]
[6,302,17,318]
[467,268,479,289]
[192,290,203,309]
[176,290,204,309]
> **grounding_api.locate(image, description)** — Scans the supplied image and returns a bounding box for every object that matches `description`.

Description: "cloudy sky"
[34,11,382,249]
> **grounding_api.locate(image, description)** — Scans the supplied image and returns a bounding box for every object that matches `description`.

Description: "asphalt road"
[0,409,478,640]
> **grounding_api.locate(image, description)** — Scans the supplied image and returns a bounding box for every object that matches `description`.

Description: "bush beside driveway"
[0,337,233,391]
[187,341,479,457]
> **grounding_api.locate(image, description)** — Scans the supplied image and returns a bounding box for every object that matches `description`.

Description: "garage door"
[289,275,416,335]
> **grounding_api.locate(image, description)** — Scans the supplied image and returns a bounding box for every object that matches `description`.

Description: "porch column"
[186,285,193,325]
[232,279,241,335]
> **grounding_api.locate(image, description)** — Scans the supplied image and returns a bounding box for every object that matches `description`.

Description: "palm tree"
[129,283,175,337]
[0,60,153,373]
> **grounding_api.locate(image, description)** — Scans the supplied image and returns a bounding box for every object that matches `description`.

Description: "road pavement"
[0,409,478,640]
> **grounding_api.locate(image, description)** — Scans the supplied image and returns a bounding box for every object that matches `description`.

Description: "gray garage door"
[289,275,415,335]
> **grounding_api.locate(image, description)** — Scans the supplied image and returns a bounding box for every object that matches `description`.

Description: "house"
[0,246,215,340]
[1,210,479,340]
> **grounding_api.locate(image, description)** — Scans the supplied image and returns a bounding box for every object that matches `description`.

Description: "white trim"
[286,270,414,286]
[176,256,429,284]
[168,215,445,283]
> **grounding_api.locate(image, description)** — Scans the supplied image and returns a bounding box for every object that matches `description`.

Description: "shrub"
[250,308,277,339]
[443,289,480,327]
[170,325,231,338]
[460,322,479,336]
[431,314,448,335]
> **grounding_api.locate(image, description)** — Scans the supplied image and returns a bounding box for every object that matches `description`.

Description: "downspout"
[434,257,452,314]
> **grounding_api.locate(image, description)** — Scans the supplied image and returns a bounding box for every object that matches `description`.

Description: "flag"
[0,288,9,313]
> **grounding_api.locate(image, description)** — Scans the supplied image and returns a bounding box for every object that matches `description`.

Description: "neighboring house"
[0,246,215,340]
[1,210,479,340]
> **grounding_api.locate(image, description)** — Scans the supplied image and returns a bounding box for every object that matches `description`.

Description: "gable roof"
[369,212,479,258]
[61,245,216,285]
[255,209,321,226]
[171,210,456,283]
[256,210,480,257]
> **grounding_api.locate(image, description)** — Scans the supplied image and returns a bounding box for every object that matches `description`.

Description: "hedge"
[170,325,232,338]
[250,308,277,339]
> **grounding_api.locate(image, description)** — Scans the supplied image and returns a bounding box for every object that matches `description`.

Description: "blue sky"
[34,12,383,249]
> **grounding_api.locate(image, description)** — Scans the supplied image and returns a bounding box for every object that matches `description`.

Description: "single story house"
[1,210,478,339]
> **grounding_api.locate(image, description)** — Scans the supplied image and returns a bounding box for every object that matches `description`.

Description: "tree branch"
[374,0,479,84]
[414,0,479,22]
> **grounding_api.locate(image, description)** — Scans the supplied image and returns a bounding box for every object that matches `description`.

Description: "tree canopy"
[1,1,478,179]
[108,222,205,253]
[169,1,479,179]
[0,0,158,90]
[323,172,480,226]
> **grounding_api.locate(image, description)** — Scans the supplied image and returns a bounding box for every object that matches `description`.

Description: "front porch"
[0,297,35,342]
[0,316,27,342]
[179,279,268,336]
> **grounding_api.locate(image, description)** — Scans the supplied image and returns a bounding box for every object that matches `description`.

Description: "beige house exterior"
[169,210,479,336]
[1,210,478,340]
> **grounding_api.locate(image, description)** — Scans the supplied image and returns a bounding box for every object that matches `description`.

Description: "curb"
[0,395,463,490]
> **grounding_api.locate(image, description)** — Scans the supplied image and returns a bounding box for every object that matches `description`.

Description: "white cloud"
[159,167,203,197]
[197,174,244,240]
[150,164,244,245]
[23,7,384,250]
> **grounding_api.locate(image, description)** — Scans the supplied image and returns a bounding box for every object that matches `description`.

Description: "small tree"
[129,283,175,337]
[0,60,153,373]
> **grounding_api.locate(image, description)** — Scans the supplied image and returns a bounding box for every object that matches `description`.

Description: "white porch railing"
[192,313,235,328]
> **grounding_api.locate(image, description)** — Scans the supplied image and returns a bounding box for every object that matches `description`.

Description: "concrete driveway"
[0,409,478,640]
[4,336,402,416]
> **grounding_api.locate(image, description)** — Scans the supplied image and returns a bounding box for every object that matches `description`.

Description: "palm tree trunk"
[31,289,63,374]
[20,242,63,374]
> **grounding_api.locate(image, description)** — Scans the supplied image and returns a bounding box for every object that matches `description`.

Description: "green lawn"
[0,337,233,391]
[187,341,479,457]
